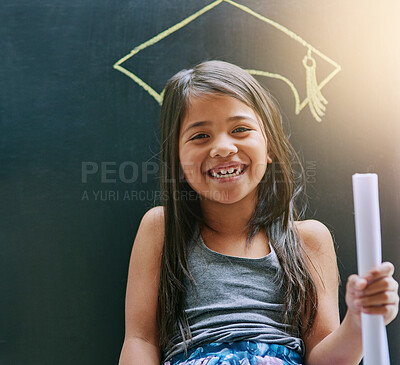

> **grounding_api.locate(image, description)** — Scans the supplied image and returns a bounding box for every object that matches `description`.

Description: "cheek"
[182,166,195,181]
[179,151,201,180]
[253,160,268,181]
[249,140,269,178]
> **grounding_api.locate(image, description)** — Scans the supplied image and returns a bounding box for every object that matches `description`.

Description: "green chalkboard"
[1,1,399,364]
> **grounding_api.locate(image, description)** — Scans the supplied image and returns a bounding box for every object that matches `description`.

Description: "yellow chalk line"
[113,0,224,104]
[245,70,301,114]
[113,0,341,120]
[224,0,341,114]
[113,0,223,67]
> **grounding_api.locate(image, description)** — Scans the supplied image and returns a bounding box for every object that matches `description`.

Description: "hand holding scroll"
[345,262,399,328]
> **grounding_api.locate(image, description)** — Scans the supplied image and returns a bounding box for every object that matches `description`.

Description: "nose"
[209,135,238,158]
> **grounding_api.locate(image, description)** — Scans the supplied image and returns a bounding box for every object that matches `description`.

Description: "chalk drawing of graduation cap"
[114,0,341,122]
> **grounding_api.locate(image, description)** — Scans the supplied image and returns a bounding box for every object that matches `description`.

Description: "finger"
[363,262,395,283]
[361,303,397,316]
[361,302,399,321]
[347,274,368,294]
[358,291,398,307]
[361,276,399,297]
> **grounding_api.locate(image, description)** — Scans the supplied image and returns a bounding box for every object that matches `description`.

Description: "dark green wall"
[1,1,399,364]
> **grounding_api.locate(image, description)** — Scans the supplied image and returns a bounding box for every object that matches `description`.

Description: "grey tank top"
[162,225,305,362]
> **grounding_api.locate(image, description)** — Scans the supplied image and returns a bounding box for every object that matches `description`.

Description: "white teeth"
[210,166,244,178]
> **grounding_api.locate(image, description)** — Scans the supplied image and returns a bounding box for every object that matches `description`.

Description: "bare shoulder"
[143,205,165,220]
[141,205,165,229]
[295,220,340,353]
[123,206,165,344]
[294,219,339,290]
[137,206,165,251]
[294,219,335,256]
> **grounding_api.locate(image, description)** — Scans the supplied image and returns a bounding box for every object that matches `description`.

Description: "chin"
[200,191,250,206]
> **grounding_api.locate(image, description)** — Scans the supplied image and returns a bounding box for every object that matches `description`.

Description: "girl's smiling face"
[179,93,272,205]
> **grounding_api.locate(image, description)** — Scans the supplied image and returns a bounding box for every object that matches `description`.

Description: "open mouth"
[208,164,246,179]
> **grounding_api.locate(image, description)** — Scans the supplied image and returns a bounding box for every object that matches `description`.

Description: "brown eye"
[233,127,251,133]
[190,133,208,141]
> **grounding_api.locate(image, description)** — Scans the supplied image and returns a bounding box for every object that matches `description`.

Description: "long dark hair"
[157,60,318,354]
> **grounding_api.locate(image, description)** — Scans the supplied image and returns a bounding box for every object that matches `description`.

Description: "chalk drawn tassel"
[303,52,328,122]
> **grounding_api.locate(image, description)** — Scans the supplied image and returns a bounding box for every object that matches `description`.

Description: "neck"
[199,193,257,237]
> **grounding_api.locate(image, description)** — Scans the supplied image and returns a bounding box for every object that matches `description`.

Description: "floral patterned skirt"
[164,341,303,365]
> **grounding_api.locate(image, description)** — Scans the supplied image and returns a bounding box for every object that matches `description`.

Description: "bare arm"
[119,337,160,364]
[298,220,399,365]
[119,206,165,365]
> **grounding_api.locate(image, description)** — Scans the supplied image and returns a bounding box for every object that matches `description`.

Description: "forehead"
[180,93,262,129]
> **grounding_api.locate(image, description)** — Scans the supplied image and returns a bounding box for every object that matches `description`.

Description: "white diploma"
[352,173,390,365]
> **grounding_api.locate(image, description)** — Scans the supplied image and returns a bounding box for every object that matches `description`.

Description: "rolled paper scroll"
[352,173,390,365]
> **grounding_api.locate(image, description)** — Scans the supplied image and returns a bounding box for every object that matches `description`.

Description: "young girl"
[119,60,399,365]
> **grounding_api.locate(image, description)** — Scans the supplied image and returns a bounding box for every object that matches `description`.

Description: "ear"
[267,149,274,164]
[179,163,185,181]
[266,144,275,164]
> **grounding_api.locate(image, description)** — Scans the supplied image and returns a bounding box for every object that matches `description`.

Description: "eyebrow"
[181,115,258,136]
